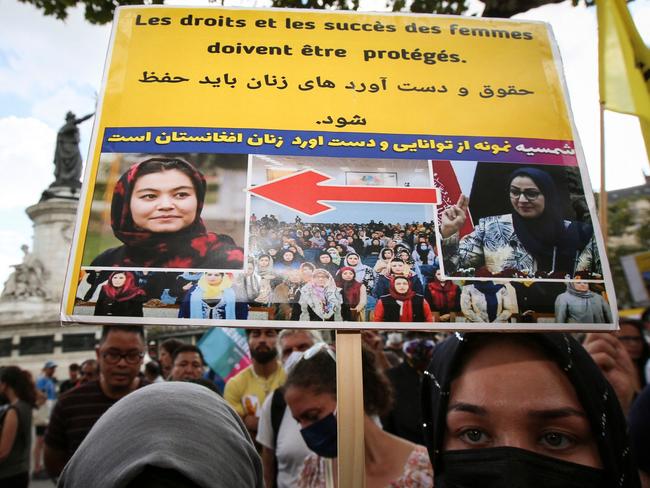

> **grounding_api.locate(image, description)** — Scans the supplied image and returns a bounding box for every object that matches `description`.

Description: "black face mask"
[300,412,337,458]
[435,447,607,488]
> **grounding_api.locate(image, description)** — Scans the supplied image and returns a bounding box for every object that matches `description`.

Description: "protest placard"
[62,6,617,330]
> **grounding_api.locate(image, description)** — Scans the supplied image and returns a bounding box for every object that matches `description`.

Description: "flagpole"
[599,102,608,249]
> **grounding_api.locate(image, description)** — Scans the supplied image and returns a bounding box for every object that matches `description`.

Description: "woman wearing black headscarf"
[440,167,598,278]
[90,157,243,269]
[422,333,641,488]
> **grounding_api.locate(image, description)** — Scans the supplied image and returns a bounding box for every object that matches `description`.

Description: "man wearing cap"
[33,360,57,479]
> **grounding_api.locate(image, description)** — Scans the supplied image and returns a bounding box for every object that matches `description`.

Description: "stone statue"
[1,245,50,301]
[51,111,93,189]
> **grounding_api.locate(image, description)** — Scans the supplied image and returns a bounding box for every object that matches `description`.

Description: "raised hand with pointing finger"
[440,194,469,238]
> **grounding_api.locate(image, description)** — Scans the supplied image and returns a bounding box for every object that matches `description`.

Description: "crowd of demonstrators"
[1,317,648,487]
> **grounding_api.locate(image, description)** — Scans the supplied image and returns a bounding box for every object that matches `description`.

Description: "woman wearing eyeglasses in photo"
[286,343,433,488]
[93,272,147,317]
[440,167,599,278]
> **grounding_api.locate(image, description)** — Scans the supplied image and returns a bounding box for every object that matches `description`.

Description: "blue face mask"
[300,412,337,458]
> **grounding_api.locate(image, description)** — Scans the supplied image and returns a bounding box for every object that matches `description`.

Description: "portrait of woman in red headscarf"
[89,157,244,270]
[94,271,147,317]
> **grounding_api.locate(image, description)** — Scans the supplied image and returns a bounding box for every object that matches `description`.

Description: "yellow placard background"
[100,7,572,139]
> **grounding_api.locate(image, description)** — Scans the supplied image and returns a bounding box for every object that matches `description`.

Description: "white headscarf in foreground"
[58,382,263,488]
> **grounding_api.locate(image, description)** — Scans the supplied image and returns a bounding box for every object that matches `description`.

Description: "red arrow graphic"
[248,169,440,216]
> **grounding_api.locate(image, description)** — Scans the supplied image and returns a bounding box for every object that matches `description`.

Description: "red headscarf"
[109,158,242,268]
[101,272,146,302]
[335,266,362,306]
[389,276,415,322]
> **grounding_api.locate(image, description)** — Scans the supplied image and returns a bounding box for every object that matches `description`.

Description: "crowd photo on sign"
[2,322,650,487]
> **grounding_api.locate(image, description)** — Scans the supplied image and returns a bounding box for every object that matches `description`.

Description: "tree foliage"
[18,0,598,25]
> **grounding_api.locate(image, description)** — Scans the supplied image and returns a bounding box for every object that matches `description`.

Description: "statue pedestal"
[25,197,79,301]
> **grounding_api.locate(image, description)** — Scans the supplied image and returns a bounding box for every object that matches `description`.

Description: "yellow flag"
[597,0,650,161]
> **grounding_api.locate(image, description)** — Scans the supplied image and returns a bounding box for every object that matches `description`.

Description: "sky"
[0,0,648,284]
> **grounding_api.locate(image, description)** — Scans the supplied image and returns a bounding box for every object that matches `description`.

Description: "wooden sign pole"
[336,330,365,488]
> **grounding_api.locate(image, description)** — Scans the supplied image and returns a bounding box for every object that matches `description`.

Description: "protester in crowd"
[0,366,37,488]
[299,269,342,322]
[257,329,322,488]
[58,364,80,395]
[57,382,263,488]
[383,337,435,445]
[78,360,99,384]
[375,276,433,323]
[169,345,206,381]
[440,167,599,277]
[425,269,461,321]
[93,271,147,317]
[178,272,236,320]
[32,360,56,480]
[90,157,243,269]
[158,338,184,380]
[224,329,286,442]
[629,385,650,488]
[286,343,433,487]
[422,333,641,488]
[335,267,367,322]
[615,319,650,387]
[554,281,613,324]
[460,281,518,323]
[144,361,164,384]
[384,332,405,365]
[44,325,147,477]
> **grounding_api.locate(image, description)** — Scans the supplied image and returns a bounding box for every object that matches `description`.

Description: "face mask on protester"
[435,447,607,488]
[300,412,337,458]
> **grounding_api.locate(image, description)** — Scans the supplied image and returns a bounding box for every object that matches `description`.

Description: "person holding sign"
[90,157,243,269]
[440,167,598,278]
[422,333,640,488]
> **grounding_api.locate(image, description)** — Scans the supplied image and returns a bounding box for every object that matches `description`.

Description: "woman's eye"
[140,193,157,200]
[459,428,489,445]
[540,432,575,450]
